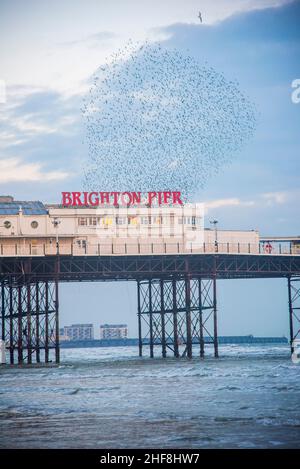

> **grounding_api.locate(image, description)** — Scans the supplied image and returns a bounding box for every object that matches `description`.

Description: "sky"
[0,0,299,338]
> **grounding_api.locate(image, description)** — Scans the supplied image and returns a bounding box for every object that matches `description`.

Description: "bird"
[198,11,202,23]
[81,40,257,200]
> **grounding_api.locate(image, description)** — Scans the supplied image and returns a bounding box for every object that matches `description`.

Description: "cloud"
[162,0,300,87]
[262,191,289,205]
[205,198,255,210]
[205,189,300,213]
[59,31,116,47]
[0,88,82,151]
[0,157,70,183]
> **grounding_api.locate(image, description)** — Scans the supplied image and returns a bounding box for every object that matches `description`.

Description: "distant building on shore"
[100,324,128,339]
[62,323,94,341]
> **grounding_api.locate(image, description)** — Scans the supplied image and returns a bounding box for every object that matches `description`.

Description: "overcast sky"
[0,0,299,338]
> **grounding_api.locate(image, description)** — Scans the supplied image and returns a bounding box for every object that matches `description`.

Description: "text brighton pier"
[61,191,183,207]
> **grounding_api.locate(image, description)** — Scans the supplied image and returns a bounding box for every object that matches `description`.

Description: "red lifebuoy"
[265,243,272,254]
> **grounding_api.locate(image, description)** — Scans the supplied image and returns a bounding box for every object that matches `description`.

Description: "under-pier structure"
[0,196,300,364]
[1,252,300,364]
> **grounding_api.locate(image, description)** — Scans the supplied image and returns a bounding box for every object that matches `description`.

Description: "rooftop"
[0,196,47,215]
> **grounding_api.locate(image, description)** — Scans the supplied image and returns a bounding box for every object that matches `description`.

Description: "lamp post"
[210,219,218,252]
[52,218,61,255]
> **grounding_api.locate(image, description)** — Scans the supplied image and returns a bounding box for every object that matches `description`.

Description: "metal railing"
[0,241,298,257]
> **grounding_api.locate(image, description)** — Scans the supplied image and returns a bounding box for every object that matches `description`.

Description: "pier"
[0,196,300,364]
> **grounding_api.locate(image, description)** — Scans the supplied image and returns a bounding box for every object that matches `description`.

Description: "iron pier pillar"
[213,275,219,358]
[137,280,143,357]
[160,278,167,358]
[172,278,179,358]
[185,275,192,359]
[288,276,300,355]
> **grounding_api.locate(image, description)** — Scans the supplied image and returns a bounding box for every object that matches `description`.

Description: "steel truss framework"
[137,277,218,358]
[1,254,300,282]
[0,254,300,364]
[0,278,59,364]
[288,276,300,354]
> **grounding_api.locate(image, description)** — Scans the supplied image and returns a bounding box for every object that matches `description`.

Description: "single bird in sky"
[198,11,202,23]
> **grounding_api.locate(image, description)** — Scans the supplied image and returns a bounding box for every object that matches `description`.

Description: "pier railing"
[0,241,298,257]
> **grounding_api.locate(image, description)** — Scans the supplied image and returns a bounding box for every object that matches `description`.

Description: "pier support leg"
[213,275,219,358]
[136,276,219,358]
[172,278,179,358]
[197,278,219,358]
[55,261,60,364]
[1,282,4,343]
[1,278,60,364]
[149,280,154,358]
[185,275,192,359]
[137,281,143,357]
[198,279,204,358]
[288,276,300,355]
[160,279,167,358]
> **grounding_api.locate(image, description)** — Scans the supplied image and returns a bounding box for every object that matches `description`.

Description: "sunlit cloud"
[205,198,255,211]
[0,158,70,183]
[262,191,288,205]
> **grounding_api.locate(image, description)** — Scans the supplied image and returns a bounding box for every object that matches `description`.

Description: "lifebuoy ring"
[265,243,272,254]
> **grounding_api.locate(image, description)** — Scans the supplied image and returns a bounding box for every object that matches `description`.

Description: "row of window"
[3,220,39,229]
[2,217,202,230]
[78,216,202,227]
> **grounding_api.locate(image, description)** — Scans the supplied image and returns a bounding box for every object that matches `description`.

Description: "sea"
[0,344,300,449]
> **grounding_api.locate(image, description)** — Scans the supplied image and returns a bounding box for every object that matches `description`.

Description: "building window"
[78,218,87,226]
[140,216,149,225]
[89,217,97,226]
[31,221,38,229]
[76,239,86,249]
[116,216,126,225]
[100,324,128,340]
[3,220,11,229]
[128,216,138,225]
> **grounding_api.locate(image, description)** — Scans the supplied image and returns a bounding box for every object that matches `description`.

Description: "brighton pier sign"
[61,191,183,207]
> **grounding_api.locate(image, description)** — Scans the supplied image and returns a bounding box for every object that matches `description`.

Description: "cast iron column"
[172,278,179,358]
[149,279,154,358]
[198,278,205,358]
[160,279,167,358]
[35,281,40,363]
[55,258,60,364]
[185,275,192,359]
[213,274,219,358]
[288,276,295,355]
[137,280,143,357]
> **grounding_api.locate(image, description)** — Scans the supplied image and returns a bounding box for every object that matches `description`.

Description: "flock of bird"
[82,41,257,201]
